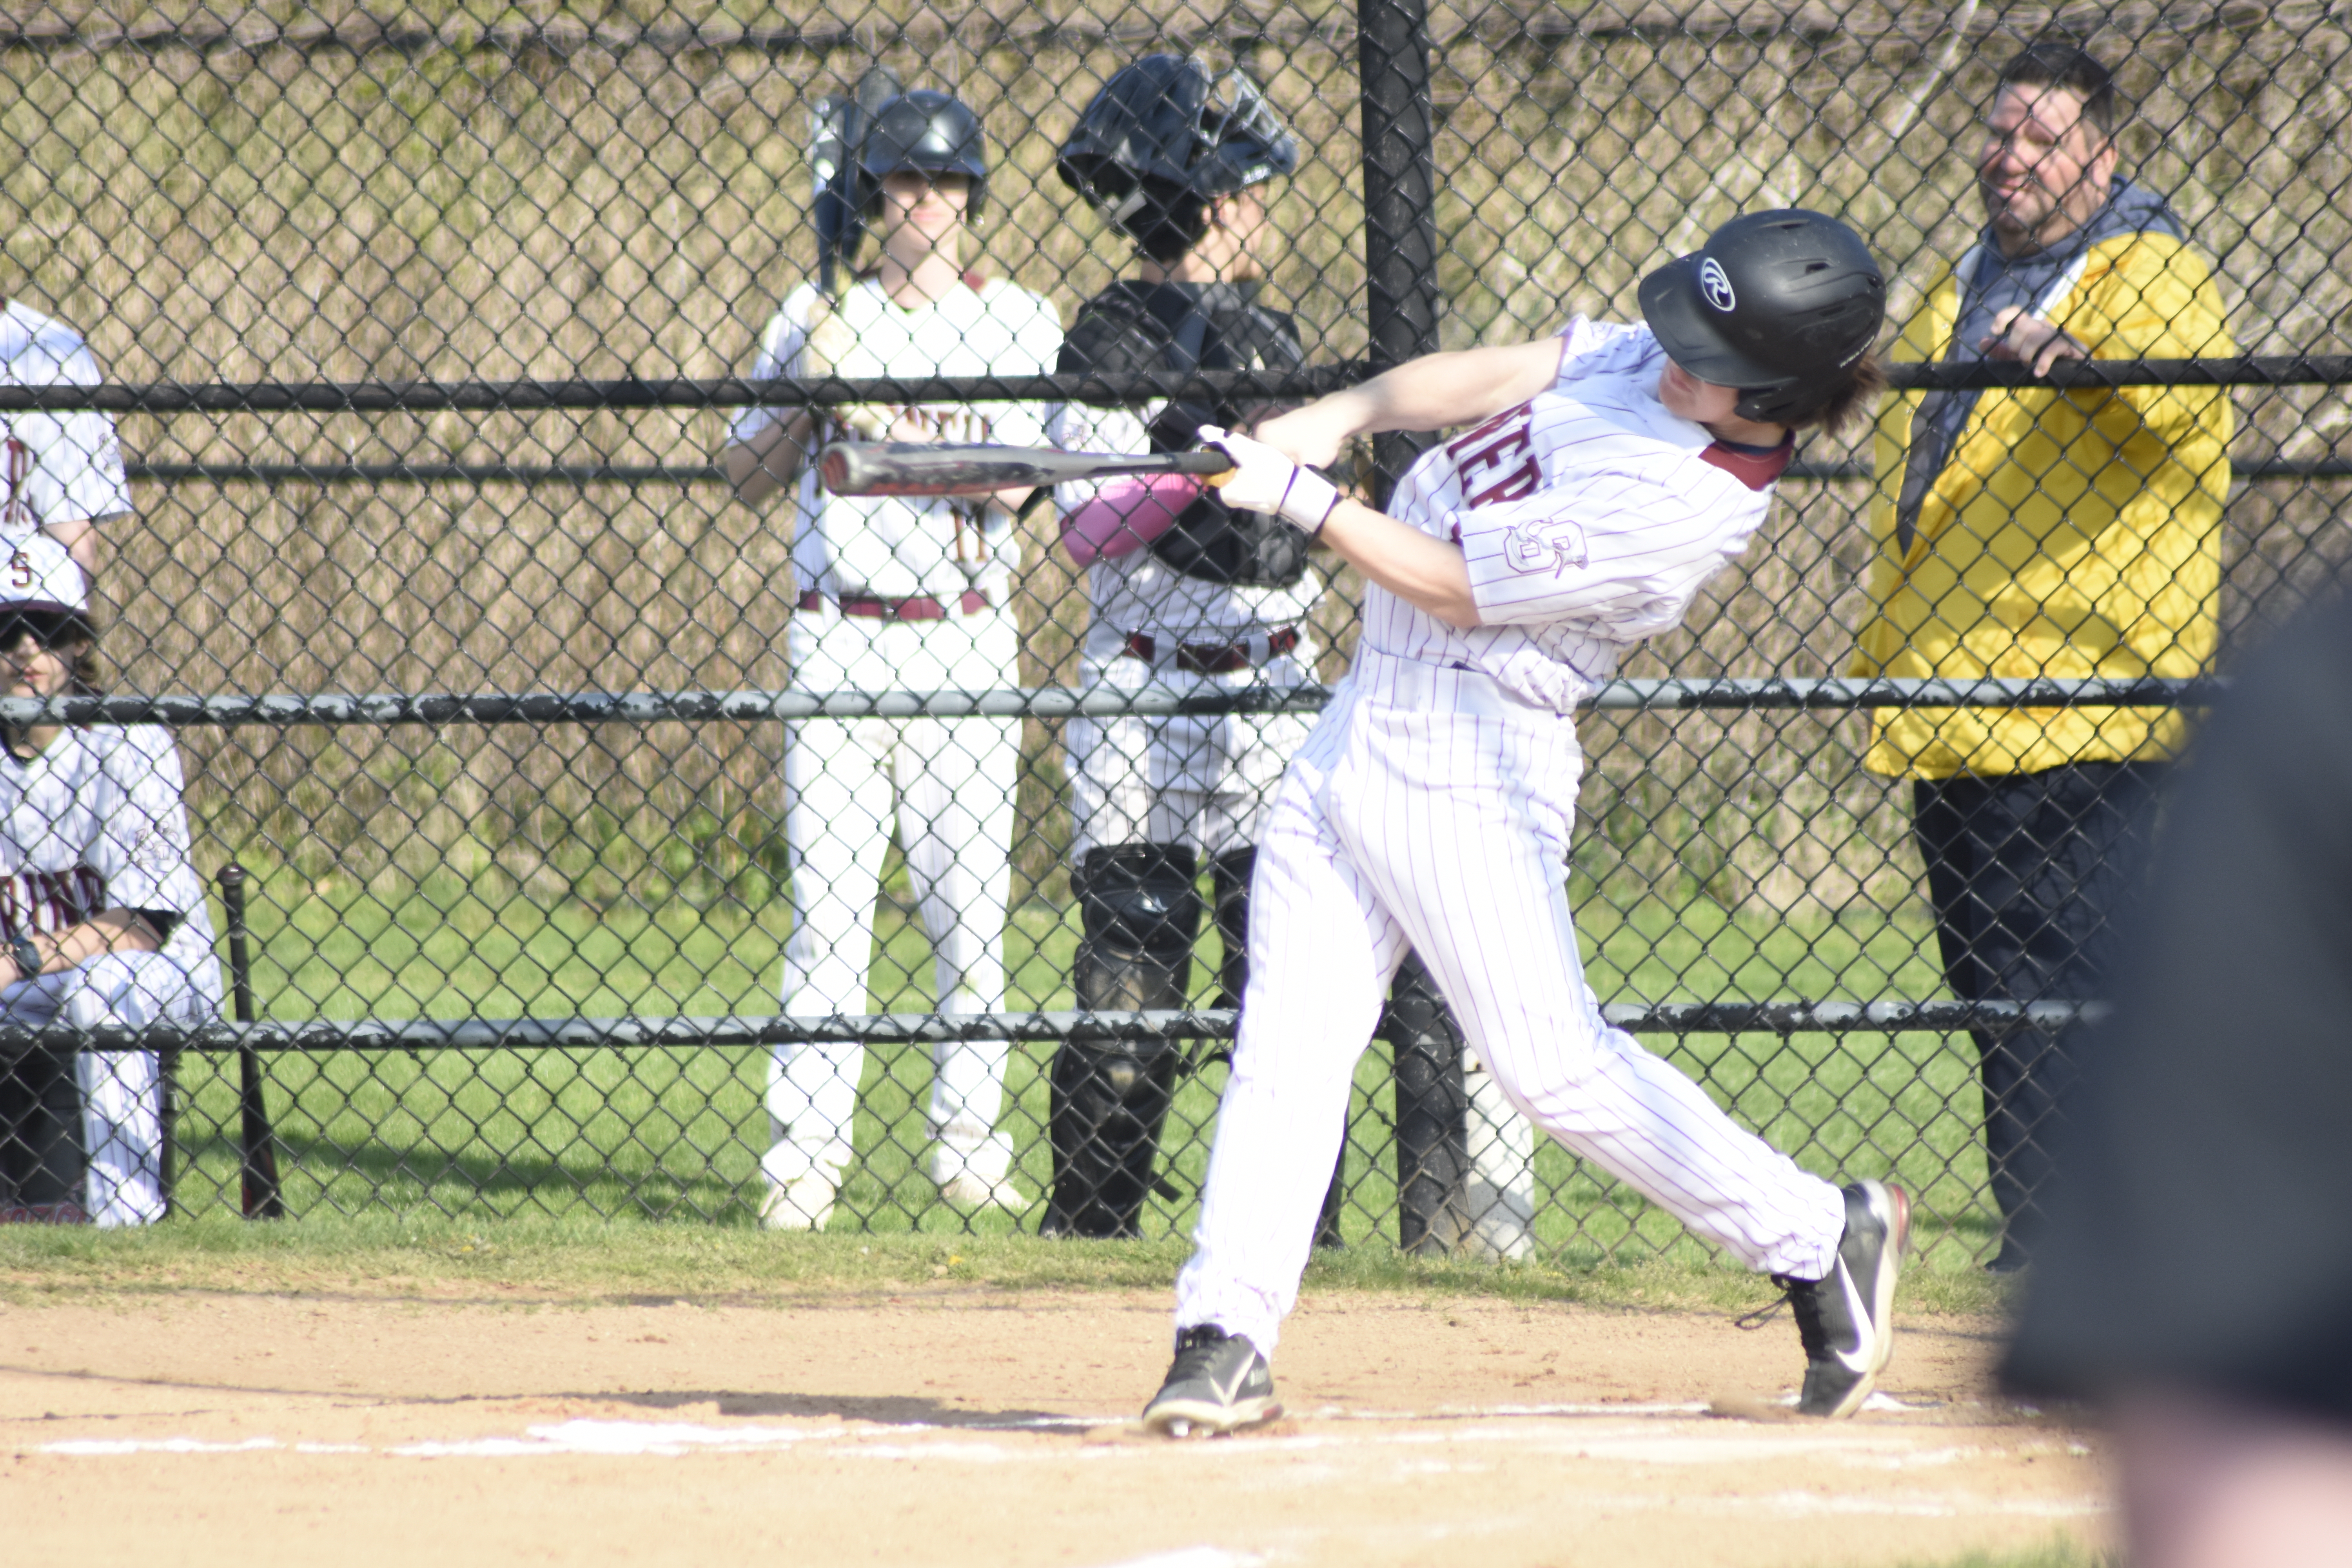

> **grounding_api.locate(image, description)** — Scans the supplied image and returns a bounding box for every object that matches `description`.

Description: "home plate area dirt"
[2,1288,2105,1567]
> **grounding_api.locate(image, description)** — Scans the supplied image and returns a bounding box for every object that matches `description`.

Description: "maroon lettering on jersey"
[0,866,104,939]
[1466,457,1542,509]
[1446,402,1544,509]
[3,437,29,530]
[1443,403,1528,463]
[1699,436,1794,492]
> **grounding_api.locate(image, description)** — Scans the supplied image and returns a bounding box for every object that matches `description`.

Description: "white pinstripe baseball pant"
[1174,650,1847,1356]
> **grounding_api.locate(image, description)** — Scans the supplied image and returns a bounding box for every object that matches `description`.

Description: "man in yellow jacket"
[1852,40,2231,1272]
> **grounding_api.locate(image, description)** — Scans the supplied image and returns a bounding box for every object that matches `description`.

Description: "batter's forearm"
[1327,341,1566,437]
[724,412,817,505]
[1317,499,1481,629]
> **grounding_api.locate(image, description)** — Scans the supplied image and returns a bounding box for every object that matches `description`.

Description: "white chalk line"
[29,1408,2069,1478]
[25,1419,2109,1519]
[1087,1551,1267,1568]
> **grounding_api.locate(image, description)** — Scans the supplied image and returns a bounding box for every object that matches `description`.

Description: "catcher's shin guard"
[1045,845,1202,1238]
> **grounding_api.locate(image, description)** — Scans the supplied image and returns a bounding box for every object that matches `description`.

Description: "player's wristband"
[1273,466,1341,538]
[7,934,40,986]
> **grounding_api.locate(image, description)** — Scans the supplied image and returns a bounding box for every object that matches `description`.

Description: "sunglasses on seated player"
[0,609,94,651]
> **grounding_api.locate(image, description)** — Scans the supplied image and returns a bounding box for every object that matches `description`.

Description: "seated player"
[1137,211,1906,1433]
[0,537,221,1226]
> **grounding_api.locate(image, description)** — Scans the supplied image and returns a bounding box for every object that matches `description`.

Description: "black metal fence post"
[1358,0,1443,505]
[1360,0,1470,1250]
[1386,954,1471,1255]
[217,865,283,1219]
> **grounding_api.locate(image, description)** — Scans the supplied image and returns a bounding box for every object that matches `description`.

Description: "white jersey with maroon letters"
[0,725,221,1227]
[731,276,1060,604]
[729,274,1062,1210]
[1364,316,1788,712]
[0,301,133,537]
[1171,319,1849,1357]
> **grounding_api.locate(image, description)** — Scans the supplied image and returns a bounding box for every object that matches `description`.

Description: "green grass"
[1872,1541,2111,1568]
[152,864,2007,1274]
[0,1208,2012,1318]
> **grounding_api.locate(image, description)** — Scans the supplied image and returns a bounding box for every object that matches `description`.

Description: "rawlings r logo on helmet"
[1699,258,1738,313]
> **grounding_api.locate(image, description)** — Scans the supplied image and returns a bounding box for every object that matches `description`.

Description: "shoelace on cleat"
[1167,1325,1234,1379]
[1736,1276,1831,1361]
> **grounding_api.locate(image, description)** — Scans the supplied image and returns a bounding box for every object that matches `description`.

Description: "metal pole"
[218,865,283,1218]
[1386,953,1470,1255]
[1358,0,1443,505]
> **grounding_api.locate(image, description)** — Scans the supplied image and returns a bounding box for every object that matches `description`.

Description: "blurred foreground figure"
[2004,595,2352,1566]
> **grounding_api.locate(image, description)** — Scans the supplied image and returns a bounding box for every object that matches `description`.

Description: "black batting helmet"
[1637,209,1886,424]
[858,89,990,219]
[1057,55,1298,232]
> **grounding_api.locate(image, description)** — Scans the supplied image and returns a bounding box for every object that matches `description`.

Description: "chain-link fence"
[0,2,2344,1267]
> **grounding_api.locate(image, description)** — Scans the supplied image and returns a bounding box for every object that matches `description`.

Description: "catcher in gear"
[1042,57,1509,1255]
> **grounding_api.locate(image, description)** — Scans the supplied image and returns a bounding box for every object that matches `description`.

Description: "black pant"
[1913,762,2162,1264]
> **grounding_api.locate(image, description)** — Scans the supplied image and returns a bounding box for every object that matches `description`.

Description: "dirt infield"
[2,1287,2103,1568]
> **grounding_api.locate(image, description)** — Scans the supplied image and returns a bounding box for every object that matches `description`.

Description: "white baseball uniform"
[0,301,134,537]
[1048,397,1321,861]
[1174,319,1849,1354]
[731,274,1061,1194]
[0,723,222,1227]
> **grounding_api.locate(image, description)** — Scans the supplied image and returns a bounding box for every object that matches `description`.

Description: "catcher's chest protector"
[1062,281,1312,588]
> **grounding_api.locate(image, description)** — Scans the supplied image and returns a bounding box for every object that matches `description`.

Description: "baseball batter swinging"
[1140,210,1909,1432]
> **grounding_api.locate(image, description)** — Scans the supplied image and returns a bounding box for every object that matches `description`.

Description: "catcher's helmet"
[858,89,990,219]
[1057,55,1298,230]
[1638,209,1886,423]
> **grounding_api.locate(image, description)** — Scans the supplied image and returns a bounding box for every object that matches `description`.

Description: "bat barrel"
[815,442,872,494]
[818,441,1236,497]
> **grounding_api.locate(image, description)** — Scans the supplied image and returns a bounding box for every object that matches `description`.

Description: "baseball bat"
[218,864,284,1220]
[818,441,1236,497]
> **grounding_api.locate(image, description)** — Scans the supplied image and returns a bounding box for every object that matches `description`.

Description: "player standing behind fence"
[0,536,222,1226]
[0,296,134,583]
[722,88,1062,1230]
[1850,39,2232,1274]
[1132,211,1910,1434]
[1041,56,1521,1250]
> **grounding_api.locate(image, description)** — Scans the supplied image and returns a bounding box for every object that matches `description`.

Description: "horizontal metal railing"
[0,998,2111,1056]
[3,354,2348,417]
[129,455,2351,485]
[0,675,2220,731]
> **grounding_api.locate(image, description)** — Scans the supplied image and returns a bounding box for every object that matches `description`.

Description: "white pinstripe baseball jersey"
[1168,317,1845,1364]
[1365,317,1789,712]
[0,724,220,978]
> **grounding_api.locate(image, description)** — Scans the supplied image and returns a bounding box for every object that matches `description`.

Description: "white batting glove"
[1198,425,1341,536]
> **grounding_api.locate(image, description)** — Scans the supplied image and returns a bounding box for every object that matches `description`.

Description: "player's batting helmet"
[1057,54,1298,232]
[857,89,990,219]
[1638,209,1886,424]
